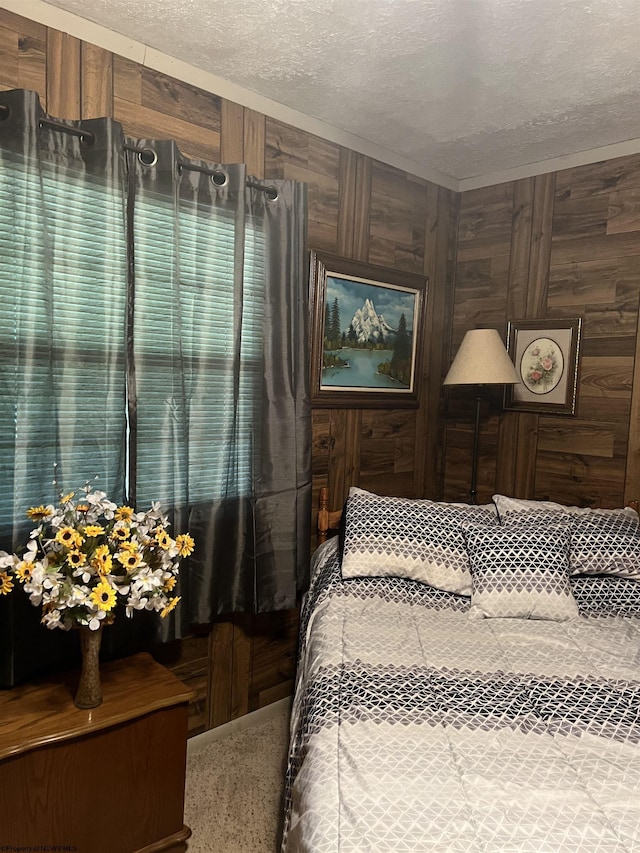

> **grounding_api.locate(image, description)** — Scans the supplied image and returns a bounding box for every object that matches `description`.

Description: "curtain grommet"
[211,170,228,187]
[138,148,158,168]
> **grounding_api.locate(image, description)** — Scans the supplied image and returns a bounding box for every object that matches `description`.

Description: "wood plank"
[231,614,253,720]
[0,21,19,90]
[18,32,46,96]
[141,67,220,132]
[220,98,244,163]
[607,187,640,235]
[506,178,534,318]
[537,421,615,458]
[353,155,371,262]
[337,148,359,258]
[535,452,626,508]
[244,108,265,178]
[547,258,619,308]
[550,231,640,266]
[113,55,142,105]
[81,42,113,118]
[265,118,310,172]
[555,153,640,201]
[114,96,220,162]
[208,620,234,728]
[0,9,47,39]
[527,172,555,317]
[579,356,633,399]
[552,193,609,240]
[624,296,640,504]
[46,30,81,118]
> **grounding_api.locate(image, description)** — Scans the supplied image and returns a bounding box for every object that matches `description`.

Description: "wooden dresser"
[0,652,194,852]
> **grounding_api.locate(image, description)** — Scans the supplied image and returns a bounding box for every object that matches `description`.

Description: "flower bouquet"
[0,484,194,708]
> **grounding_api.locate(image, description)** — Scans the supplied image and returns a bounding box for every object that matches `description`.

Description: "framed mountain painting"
[309,251,427,408]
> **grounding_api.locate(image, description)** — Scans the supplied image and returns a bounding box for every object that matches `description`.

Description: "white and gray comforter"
[283,538,640,852]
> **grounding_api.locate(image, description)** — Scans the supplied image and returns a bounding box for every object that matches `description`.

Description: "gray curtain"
[0,88,129,684]
[0,89,311,685]
[128,141,311,633]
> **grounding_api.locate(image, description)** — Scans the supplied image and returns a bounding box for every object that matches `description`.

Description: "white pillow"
[492,494,638,523]
[341,486,498,595]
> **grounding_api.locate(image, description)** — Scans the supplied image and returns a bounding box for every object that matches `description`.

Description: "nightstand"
[0,652,194,852]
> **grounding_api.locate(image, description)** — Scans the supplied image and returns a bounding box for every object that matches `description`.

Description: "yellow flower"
[83,525,104,537]
[118,540,138,554]
[118,551,141,570]
[27,505,51,521]
[160,596,181,618]
[176,533,195,557]
[0,571,14,595]
[67,550,87,568]
[90,580,116,612]
[115,506,135,522]
[15,561,33,582]
[76,503,91,513]
[111,524,130,541]
[61,491,75,504]
[163,575,177,593]
[91,544,112,575]
[55,526,83,548]
[154,528,172,550]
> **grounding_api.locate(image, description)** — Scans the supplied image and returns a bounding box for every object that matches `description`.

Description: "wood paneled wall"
[0,9,458,734]
[447,165,640,509]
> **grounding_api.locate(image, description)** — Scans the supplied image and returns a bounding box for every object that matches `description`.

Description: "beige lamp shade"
[443,328,519,386]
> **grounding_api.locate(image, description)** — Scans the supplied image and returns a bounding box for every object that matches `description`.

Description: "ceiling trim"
[459,138,640,192]
[7,0,640,195]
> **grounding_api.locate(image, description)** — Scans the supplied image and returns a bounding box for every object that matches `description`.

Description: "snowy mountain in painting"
[350,298,396,344]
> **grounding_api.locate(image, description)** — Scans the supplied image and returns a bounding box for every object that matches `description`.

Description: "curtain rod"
[0,107,277,198]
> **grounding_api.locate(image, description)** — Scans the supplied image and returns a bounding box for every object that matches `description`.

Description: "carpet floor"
[184,703,291,853]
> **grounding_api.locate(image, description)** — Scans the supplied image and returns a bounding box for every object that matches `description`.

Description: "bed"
[282,486,640,852]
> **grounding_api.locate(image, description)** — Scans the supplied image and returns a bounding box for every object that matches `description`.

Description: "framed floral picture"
[503,318,582,415]
[309,251,427,408]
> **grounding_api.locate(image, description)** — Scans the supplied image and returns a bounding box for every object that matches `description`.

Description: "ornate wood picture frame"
[309,251,427,408]
[503,317,582,415]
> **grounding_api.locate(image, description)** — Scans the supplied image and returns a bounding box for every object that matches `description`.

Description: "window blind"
[133,192,264,508]
[0,152,127,540]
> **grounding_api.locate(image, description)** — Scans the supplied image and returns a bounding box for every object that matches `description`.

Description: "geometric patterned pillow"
[492,494,640,580]
[340,486,498,595]
[570,513,640,579]
[465,522,580,621]
[492,493,638,525]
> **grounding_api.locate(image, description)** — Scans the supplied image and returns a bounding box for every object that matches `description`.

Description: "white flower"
[67,585,90,607]
[88,610,107,631]
[73,567,93,584]
[125,591,149,617]
[0,550,16,569]
[42,609,63,629]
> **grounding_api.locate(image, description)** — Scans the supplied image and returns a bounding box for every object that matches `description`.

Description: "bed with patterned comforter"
[283,489,640,853]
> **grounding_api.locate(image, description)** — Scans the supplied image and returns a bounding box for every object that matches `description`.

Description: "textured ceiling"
[33,0,640,186]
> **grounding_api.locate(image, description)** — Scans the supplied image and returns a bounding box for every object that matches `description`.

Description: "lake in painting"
[322,348,406,389]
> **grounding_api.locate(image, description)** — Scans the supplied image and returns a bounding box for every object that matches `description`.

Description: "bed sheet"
[283,538,640,852]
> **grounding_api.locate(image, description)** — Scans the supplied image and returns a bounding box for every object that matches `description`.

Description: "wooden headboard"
[317,486,343,544]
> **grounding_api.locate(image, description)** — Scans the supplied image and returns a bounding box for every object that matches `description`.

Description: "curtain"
[128,141,311,634]
[0,89,129,683]
[0,89,311,685]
